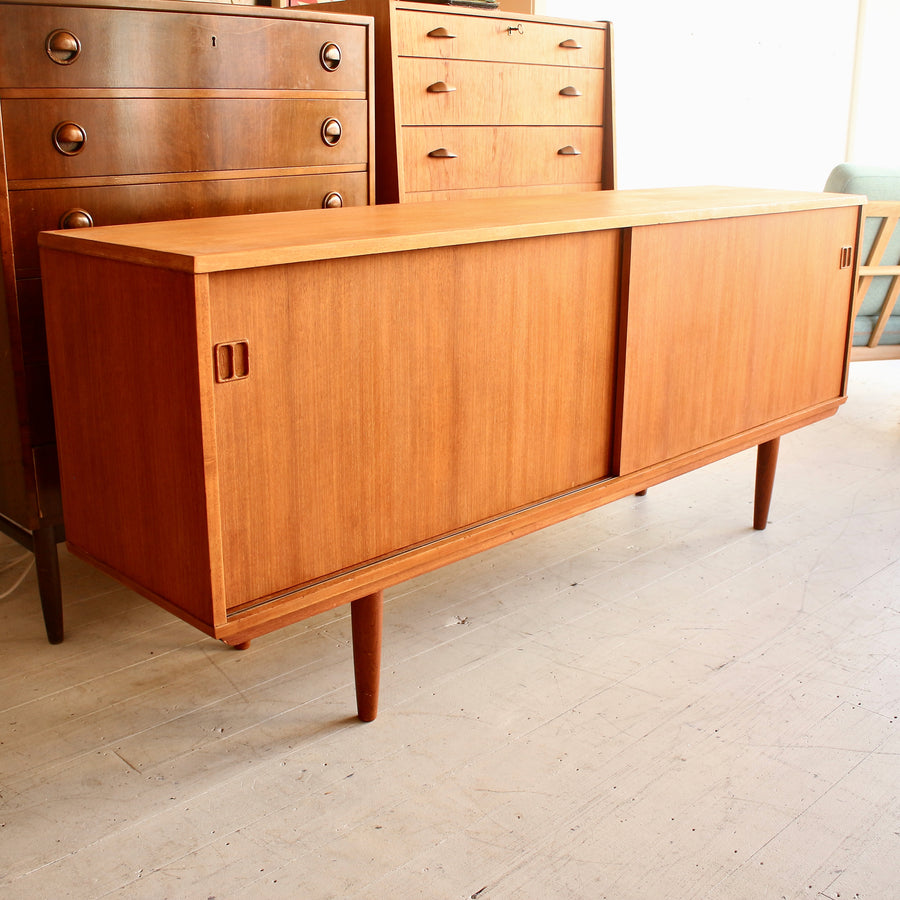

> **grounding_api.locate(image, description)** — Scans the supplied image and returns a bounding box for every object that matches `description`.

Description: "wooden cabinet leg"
[33,525,64,644]
[753,437,780,531]
[351,590,383,722]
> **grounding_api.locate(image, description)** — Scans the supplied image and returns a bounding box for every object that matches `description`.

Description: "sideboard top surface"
[38,186,865,274]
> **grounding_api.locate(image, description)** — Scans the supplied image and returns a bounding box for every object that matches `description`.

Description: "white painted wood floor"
[2,361,898,900]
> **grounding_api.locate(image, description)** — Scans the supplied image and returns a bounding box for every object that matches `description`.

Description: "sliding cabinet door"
[209,230,622,610]
[616,207,858,474]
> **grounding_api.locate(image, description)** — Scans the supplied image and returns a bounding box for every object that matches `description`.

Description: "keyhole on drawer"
[211,35,217,48]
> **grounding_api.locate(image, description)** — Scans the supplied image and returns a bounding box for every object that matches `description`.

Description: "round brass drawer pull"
[320,42,342,71]
[59,208,94,229]
[52,121,87,156]
[321,117,342,146]
[323,191,344,209]
[557,145,582,156]
[45,29,81,65]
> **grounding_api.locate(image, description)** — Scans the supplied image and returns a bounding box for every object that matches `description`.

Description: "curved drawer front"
[3,98,368,180]
[398,58,604,126]
[0,6,368,92]
[396,10,604,68]
[402,125,603,193]
[10,172,369,278]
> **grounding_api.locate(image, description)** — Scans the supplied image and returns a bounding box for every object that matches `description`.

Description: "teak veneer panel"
[401,126,604,194]
[396,59,605,126]
[38,189,863,695]
[0,4,368,92]
[3,98,369,180]
[393,6,605,68]
[617,207,860,472]
[37,253,219,627]
[209,232,620,608]
[38,187,863,273]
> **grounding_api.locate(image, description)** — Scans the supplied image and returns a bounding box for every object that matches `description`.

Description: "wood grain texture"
[328,0,612,203]
[2,98,369,180]
[402,181,603,204]
[9,172,370,276]
[39,249,220,626]
[397,58,604,126]
[400,125,603,194]
[37,187,866,275]
[393,6,605,68]
[616,207,859,474]
[210,231,620,609]
[0,2,370,91]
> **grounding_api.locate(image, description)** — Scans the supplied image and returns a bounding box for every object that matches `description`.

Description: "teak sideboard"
[38,187,863,721]
[0,0,374,643]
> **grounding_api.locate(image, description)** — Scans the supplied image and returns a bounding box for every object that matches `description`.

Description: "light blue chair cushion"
[825,164,900,345]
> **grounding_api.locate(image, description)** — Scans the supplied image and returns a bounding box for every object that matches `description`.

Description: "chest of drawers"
[0,0,374,642]
[329,0,614,202]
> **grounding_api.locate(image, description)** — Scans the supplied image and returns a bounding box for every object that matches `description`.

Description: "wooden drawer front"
[398,58,603,126]
[395,10,604,68]
[402,126,603,193]
[2,98,368,181]
[0,6,368,92]
[9,173,370,277]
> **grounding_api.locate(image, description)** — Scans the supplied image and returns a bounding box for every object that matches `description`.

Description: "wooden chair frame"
[851,200,900,360]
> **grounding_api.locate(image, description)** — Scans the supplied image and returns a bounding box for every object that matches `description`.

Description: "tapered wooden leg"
[33,525,64,644]
[753,437,780,531]
[351,590,383,722]
[635,489,647,497]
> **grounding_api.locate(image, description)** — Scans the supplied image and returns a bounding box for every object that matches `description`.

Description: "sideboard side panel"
[616,208,858,474]
[40,249,218,626]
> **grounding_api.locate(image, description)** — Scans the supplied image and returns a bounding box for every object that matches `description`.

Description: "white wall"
[542,1,861,191]
[847,0,900,164]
